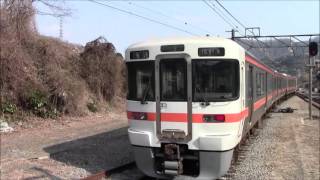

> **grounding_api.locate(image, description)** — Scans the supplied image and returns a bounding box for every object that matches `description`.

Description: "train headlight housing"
[130,112,148,120]
[203,114,225,123]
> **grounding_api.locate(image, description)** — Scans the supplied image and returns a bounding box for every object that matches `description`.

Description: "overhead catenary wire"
[214,0,246,29]
[127,1,215,35]
[89,0,199,36]
[214,0,263,44]
[210,0,269,54]
[202,0,237,30]
[211,1,269,51]
[208,1,240,30]
[214,0,257,37]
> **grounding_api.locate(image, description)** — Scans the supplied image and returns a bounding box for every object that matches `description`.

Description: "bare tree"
[34,0,72,17]
[1,0,35,41]
[33,0,72,39]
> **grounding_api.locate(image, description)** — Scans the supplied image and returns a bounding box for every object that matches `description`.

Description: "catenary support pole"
[308,38,312,120]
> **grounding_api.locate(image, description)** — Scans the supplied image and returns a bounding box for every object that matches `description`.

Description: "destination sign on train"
[130,50,149,59]
[198,47,225,56]
[161,44,185,52]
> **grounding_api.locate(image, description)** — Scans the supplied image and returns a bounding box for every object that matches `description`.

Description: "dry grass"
[0,1,126,119]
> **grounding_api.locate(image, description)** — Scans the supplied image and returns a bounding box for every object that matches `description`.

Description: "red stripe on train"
[128,88,294,123]
[127,108,249,123]
[245,55,273,74]
[254,97,266,111]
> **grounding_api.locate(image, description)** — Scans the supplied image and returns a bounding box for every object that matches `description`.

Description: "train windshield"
[126,61,155,101]
[192,59,239,101]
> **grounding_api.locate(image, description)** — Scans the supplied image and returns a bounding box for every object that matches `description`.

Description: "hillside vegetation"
[0,1,126,121]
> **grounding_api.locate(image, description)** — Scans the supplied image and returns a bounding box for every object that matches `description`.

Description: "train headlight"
[203,114,225,123]
[130,112,148,120]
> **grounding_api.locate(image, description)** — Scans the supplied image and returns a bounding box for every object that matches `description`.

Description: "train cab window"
[126,61,155,101]
[192,59,239,101]
[160,59,187,101]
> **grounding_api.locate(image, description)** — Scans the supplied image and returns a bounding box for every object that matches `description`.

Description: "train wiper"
[196,87,210,106]
[200,96,210,106]
[219,94,232,100]
[141,79,151,104]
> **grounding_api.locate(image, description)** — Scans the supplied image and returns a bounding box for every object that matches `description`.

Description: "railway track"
[82,96,316,180]
[296,92,320,109]
[219,122,261,180]
[82,96,299,180]
[82,118,266,180]
[82,162,136,180]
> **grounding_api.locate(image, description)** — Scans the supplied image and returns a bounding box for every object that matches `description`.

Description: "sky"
[35,0,320,54]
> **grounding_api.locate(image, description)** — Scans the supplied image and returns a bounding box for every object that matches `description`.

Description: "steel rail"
[296,92,320,109]
[81,162,136,180]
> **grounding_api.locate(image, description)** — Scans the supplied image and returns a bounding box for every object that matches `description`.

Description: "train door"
[248,66,254,124]
[276,77,278,98]
[265,72,268,108]
[155,55,192,142]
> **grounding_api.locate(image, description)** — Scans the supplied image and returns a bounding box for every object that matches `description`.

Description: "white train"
[125,37,297,179]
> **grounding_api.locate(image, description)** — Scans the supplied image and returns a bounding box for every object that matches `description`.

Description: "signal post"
[308,41,318,120]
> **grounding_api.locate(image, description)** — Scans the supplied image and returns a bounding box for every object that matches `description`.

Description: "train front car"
[125,37,246,179]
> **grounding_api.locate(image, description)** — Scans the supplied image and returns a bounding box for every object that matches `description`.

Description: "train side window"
[256,72,263,97]
[256,72,261,96]
[261,73,265,95]
[256,71,266,97]
[260,73,263,95]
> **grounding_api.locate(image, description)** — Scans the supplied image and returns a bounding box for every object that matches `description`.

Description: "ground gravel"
[231,96,319,180]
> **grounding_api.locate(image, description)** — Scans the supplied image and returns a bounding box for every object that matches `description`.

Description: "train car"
[125,37,297,179]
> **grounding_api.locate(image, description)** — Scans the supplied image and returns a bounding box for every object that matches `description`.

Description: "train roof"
[127,36,242,50]
[242,45,295,79]
[126,36,296,80]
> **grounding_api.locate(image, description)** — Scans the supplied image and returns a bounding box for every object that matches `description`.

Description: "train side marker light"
[130,112,148,120]
[203,114,225,122]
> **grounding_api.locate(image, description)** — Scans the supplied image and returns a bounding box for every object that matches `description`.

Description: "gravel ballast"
[231,96,319,180]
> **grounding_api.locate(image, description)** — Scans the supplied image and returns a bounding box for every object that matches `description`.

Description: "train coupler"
[164,160,183,175]
[163,144,183,175]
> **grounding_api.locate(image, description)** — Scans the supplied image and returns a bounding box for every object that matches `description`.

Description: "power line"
[89,0,199,36]
[214,0,257,37]
[211,1,266,51]
[127,1,214,35]
[214,0,246,29]
[208,1,240,30]
[202,0,236,29]
[204,0,246,37]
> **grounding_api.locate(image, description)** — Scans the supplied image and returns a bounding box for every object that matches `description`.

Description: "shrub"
[27,90,47,111]
[1,102,17,114]
[87,102,98,113]
[80,37,126,102]
[19,90,57,118]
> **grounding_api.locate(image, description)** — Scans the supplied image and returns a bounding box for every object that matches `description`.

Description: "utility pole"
[231,29,235,40]
[308,38,312,120]
[226,29,236,41]
[59,16,63,40]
